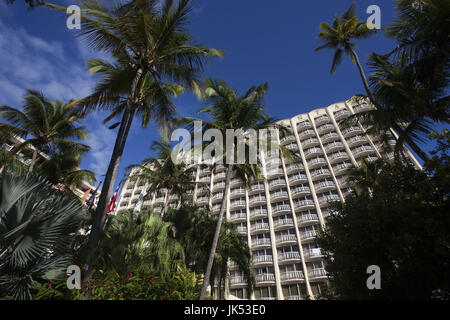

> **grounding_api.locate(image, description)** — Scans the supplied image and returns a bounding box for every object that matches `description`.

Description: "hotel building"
[114,98,421,300]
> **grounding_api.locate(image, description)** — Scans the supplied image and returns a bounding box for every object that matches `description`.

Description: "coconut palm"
[315,2,377,99]
[168,205,254,299]
[315,2,435,162]
[130,140,198,217]
[43,1,223,280]
[178,78,289,299]
[0,169,86,300]
[0,89,89,173]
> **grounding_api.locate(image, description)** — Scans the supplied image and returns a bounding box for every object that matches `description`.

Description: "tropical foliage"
[0,170,86,300]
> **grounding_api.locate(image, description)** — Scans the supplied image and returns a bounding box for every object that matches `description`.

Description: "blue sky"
[0,0,446,191]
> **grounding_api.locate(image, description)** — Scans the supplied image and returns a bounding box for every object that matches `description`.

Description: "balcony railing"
[255,273,276,283]
[280,270,305,281]
[252,255,273,264]
[272,204,291,213]
[294,199,315,209]
[318,194,340,204]
[308,268,327,279]
[250,209,268,218]
[303,248,323,259]
[301,230,317,240]
[276,234,297,244]
[297,213,319,224]
[252,238,271,247]
[278,251,301,262]
[251,223,270,232]
[274,219,294,228]
[249,196,266,204]
[291,186,310,196]
[230,276,247,285]
[310,169,331,178]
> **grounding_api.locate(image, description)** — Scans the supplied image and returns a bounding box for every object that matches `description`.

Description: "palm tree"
[0,90,89,173]
[44,1,223,282]
[168,205,254,299]
[315,2,377,100]
[130,140,198,217]
[345,158,388,196]
[0,169,86,300]
[179,78,285,299]
[315,2,433,162]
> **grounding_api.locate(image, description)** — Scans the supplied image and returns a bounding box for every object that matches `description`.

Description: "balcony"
[317,124,334,134]
[212,205,221,212]
[297,121,311,130]
[291,186,310,197]
[301,230,317,241]
[307,157,327,169]
[303,248,323,260]
[325,141,344,152]
[255,273,276,284]
[320,132,340,143]
[341,126,362,137]
[268,179,287,189]
[353,103,372,113]
[314,115,330,125]
[212,192,224,202]
[297,213,319,225]
[304,147,323,158]
[230,276,247,286]
[298,129,315,139]
[308,268,328,279]
[347,135,367,147]
[251,223,270,233]
[276,234,298,245]
[250,184,265,193]
[310,169,331,180]
[318,194,340,205]
[230,188,246,198]
[285,295,303,300]
[237,226,248,235]
[252,255,273,265]
[269,191,288,201]
[266,168,284,177]
[285,163,304,173]
[333,109,350,120]
[196,196,209,204]
[294,199,315,210]
[280,135,296,145]
[249,196,267,206]
[314,181,335,192]
[289,174,307,184]
[250,209,268,219]
[230,199,246,209]
[230,213,247,222]
[214,172,226,179]
[333,162,351,174]
[273,218,295,230]
[328,152,349,164]
[272,204,291,215]
[278,251,301,263]
[280,270,305,282]
[285,143,299,151]
[213,182,226,190]
[352,145,374,158]
[252,238,271,248]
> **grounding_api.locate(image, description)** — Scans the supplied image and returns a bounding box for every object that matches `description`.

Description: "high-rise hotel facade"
[114,98,421,300]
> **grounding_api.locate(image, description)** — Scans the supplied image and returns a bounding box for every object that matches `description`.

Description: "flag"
[107,183,121,215]
[87,180,102,215]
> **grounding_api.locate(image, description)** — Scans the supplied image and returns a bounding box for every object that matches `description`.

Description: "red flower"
[127,272,133,279]
[46,282,52,289]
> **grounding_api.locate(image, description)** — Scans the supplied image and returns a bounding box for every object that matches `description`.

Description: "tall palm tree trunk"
[82,68,143,294]
[350,48,430,163]
[27,149,38,174]
[199,163,233,300]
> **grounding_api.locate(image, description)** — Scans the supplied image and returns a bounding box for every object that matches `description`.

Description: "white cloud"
[85,115,116,178]
[0,17,95,107]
